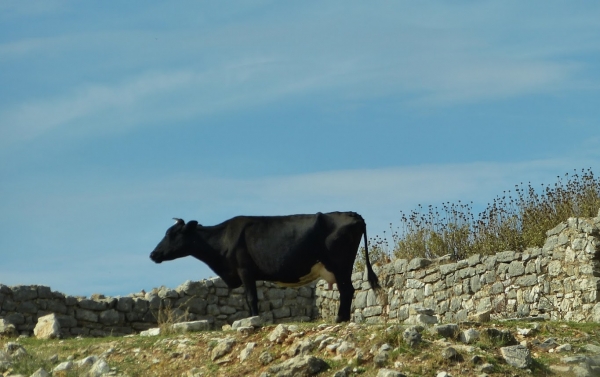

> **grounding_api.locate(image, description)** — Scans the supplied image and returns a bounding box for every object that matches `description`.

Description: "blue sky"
[1,1,599,297]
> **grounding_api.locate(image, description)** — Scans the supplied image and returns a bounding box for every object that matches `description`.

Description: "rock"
[500,345,532,369]
[516,327,534,336]
[268,355,328,377]
[333,366,352,377]
[468,310,491,323]
[535,338,559,351]
[407,258,432,271]
[288,339,315,357]
[478,363,494,373]
[74,355,98,369]
[584,344,600,354]
[259,351,274,365]
[232,316,262,329]
[239,342,256,362]
[33,313,61,340]
[86,358,110,377]
[236,326,255,336]
[431,324,459,339]
[336,341,355,355]
[459,329,480,344]
[406,313,438,325]
[172,320,210,333]
[211,337,236,361]
[441,347,458,360]
[436,372,451,377]
[186,367,203,377]
[0,349,11,362]
[30,368,51,377]
[268,324,290,343]
[53,361,73,373]
[556,344,572,353]
[374,350,388,367]
[403,327,422,347]
[572,365,594,377]
[140,328,161,336]
[4,342,27,358]
[377,369,407,377]
[484,328,517,345]
[0,319,17,337]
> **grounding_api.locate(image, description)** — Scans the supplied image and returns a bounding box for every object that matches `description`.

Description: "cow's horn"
[173,218,184,225]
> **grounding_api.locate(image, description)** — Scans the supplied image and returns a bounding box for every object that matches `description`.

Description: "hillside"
[1,318,600,377]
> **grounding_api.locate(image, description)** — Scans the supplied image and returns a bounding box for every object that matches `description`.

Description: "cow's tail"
[362,221,381,291]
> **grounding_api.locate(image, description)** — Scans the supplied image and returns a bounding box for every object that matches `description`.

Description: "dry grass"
[358,168,600,269]
[3,321,599,377]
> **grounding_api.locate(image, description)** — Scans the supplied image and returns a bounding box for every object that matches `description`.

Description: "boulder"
[269,355,328,377]
[140,328,161,336]
[403,327,422,348]
[377,369,407,377]
[232,316,262,329]
[87,358,111,377]
[172,320,210,333]
[239,342,256,362]
[34,313,61,340]
[268,324,290,343]
[460,329,480,344]
[430,324,459,339]
[30,368,50,377]
[500,345,532,369]
[211,337,236,361]
[0,319,17,337]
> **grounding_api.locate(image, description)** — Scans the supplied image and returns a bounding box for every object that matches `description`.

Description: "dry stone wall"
[2,212,600,337]
[0,278,316,337]
[317,213,600,324]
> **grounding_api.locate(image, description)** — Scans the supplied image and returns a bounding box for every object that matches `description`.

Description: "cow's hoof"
[335,316,349,323]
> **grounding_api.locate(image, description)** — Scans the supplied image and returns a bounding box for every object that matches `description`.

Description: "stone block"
[16,301,38,314]
[363,306,383,317]
[34,313,61,339]
[37,286,52,299]
[393,259,408,273]
[4,313,25,326]
[273,307,291,319]
[515,274,538,287]
[407,258,432,271]
[78,299,107,311]
[172,320,210,332]
[75,309,98,323]
[507,261,525,277]
[99,309,120,325]
[12,285,38,301]
[497,251,518,263]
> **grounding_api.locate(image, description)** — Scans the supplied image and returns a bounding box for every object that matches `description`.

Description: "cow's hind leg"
[335,275,355,323]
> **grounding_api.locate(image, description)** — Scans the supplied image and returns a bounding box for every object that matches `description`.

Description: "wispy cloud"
[2,2,597,148]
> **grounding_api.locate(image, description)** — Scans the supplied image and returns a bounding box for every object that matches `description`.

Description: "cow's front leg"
[238,268,259,316]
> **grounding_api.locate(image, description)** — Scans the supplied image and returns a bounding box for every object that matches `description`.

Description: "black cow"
[149,211,380,322]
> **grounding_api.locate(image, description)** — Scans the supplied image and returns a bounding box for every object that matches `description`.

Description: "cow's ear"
[183,220,198,233]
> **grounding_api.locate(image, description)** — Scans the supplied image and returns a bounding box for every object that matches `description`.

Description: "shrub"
[356,168,600,269]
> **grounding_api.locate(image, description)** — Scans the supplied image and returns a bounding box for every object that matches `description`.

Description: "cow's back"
[232,212,363,282]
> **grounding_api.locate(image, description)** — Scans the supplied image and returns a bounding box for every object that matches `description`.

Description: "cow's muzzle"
[149,251,162,263]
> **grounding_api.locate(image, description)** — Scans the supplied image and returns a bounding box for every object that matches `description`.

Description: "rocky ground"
[1,317,600,377]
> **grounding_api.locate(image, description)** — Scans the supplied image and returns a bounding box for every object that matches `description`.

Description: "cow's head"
[150,218,199,263]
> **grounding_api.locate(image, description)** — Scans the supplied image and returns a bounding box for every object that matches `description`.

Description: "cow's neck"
[191,226,241,288]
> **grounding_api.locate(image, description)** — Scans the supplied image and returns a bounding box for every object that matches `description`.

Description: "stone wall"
[3,213,600,337]
[316,214,600,324]
[0,278,316,337]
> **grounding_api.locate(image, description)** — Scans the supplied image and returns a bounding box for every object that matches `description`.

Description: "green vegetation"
[360,168,600,268]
